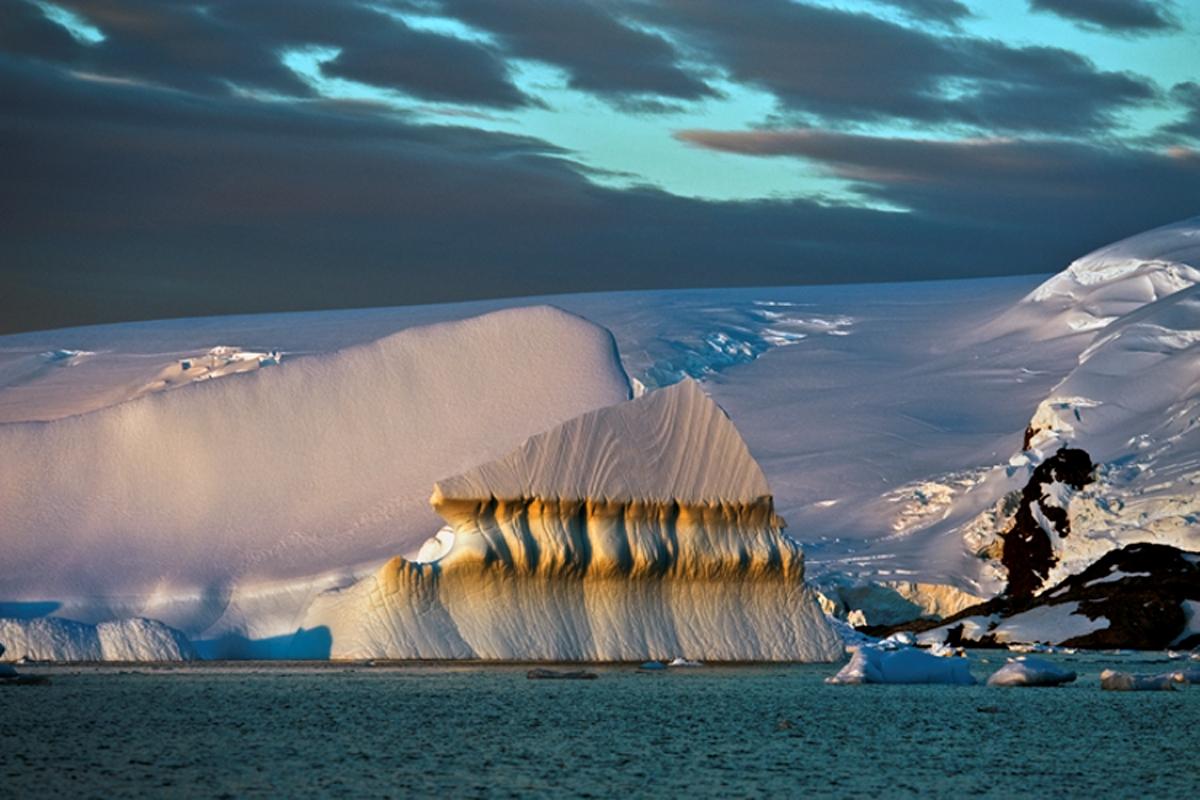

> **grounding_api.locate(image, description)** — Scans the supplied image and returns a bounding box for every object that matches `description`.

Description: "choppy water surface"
[2,653,1198,798]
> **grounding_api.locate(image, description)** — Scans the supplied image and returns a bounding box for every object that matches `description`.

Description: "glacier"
[301,380,843,661]
[5,215,1200,657]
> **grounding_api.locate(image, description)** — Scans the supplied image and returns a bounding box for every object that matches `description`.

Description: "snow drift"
[0,306,631,644]
[302,380,843,661]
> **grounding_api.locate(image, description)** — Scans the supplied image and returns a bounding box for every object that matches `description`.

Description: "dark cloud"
[0,2,1195,334]
[11,0,532,106]
[1028,0,1179,33]
[677,128,1200,242]
[12,0,1159,129]
[871,0,973,27]
[437,0,716,101]
[320,24,529,108]
[634,0,1155,133]
[0,0,83,61]
[2,51,1194,335]
[1164,82,1200,139]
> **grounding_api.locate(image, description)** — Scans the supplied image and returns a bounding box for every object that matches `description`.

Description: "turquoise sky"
[258,1,1200,202]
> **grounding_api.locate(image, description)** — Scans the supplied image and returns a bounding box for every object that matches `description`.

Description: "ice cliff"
[302,380,843,661]
[0,306,631,645]
[0,617,194,662]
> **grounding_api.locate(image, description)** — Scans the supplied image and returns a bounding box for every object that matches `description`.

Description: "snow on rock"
[1014,288,1200,586]
[1176,600,1200,647]
[826,645,976,685]
[0,307,632,646]
[986,656,1076,687]
[1100,669,1181,692]
[898,544,1200,650]
[967,602,1107,646]
[0,617,194,662]
[302,381,842,661]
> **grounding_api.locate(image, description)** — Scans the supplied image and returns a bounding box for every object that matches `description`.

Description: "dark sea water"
[2,653,1198,798]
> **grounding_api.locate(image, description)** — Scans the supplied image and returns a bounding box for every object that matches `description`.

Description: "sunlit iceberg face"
[415,527,456,564]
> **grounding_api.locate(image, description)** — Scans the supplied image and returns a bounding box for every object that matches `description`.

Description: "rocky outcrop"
[999,447,1095,599]
[876,543,1200,650]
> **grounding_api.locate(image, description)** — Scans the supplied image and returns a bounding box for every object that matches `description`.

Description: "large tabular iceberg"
[302,379,843,661]
[0,306,632,648]
[0,617,194,662]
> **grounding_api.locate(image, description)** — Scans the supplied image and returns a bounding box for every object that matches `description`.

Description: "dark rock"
[1000,446,1095,599]
[0,674,51,686]
[874,543,1200,650]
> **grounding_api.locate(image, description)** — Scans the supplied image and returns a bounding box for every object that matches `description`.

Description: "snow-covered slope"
[1001,216,1200,336]
[0,306,631,650]
[808,216,1200,621]
[303,381,842,661]
[956,218,1200,596]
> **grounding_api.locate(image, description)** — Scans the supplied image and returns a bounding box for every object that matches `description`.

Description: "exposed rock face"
[1033,543,1200,650]
[1000,447,1095,599]
[877,543,1200,650]
[303,380,843,661]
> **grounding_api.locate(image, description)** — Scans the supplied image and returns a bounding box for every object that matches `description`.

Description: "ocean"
[2,653,1197,798]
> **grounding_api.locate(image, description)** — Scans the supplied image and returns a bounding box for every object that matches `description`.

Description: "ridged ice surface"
[303,383,841,662]
[434,379,771,507]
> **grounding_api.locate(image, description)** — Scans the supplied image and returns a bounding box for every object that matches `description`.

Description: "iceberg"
[1170,667,1200,684]
[826,644,976,685]
[986,656,1076,687]
[0,617,194,662]
[0,306,632,648]
[302,380,843,661]
[1099,669,1181,692]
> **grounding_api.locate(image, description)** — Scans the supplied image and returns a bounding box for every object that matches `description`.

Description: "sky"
[1,0,1198,333]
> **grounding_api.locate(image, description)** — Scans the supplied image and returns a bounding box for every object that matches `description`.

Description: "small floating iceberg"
[987,657,1076,687]
[1172,667,1200,684]
[668,657,703,668]
[0,642,49,685]
[1100,669,1180,691]
[827,645,976,685]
